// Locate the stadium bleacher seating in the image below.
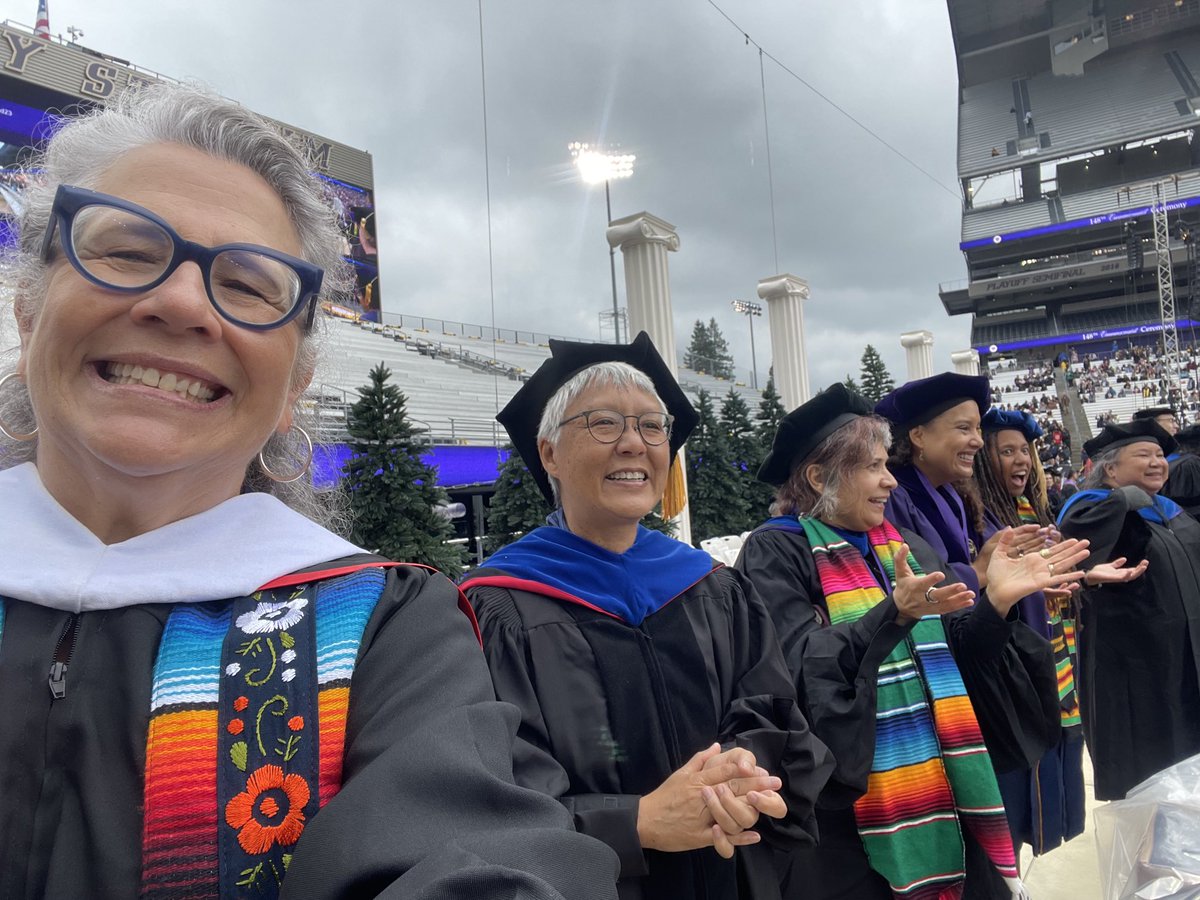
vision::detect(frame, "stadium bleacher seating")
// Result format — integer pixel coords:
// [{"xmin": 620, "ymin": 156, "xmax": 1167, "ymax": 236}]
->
[{"xmin": 314, "ymin": 316, "xmax": 762, "ymax": 445}]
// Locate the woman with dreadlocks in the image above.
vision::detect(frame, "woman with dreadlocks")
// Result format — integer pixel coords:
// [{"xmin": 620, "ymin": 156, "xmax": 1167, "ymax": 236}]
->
[{"xmin": 971, "ymin": 410, "xmax": 1092, "ymax": 858}]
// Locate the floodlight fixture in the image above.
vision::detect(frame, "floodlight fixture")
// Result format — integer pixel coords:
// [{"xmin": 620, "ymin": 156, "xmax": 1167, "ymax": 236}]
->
[
  {"xmin": 731, "ymin": 300, "xmax": 763, "ymax": 389},
  {"xmin": 569, "ymin": 142, "xmax": 636, "ymax": 186}
]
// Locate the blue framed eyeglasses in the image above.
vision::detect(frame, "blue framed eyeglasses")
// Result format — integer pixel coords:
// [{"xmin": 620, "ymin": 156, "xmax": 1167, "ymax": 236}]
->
[{"xmin": 40, "ymin": 184, "xmax": 325, "ymax": 331}]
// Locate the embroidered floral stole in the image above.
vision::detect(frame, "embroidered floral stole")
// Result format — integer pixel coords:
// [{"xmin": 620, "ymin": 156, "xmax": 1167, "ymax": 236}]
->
[
  {"xmin": 140, "ymin": 566, "xmax": 385, "ymax": 899},
  {"xmin": 1015, "ymin": 497, "xmax": 1081, "ymax": 730},
  {"xmin": 798, "ymin": 517, "xmax": 1021, "ymax": 900}
]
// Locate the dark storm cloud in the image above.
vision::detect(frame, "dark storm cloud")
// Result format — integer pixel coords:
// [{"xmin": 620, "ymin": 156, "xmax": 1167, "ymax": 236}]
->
[{"xmin": 53, "ymin": 0, "xmax": 975, "ymax": 391}]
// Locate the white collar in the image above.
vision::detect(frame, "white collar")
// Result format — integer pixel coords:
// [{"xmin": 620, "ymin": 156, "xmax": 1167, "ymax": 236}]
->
[{"xmin": 0, "ymin": 463, "xmax": 364, "ymax": 612}]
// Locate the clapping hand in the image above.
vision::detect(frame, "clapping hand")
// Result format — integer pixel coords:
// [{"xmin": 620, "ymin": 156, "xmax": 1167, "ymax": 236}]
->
[
  {"xmin": 892, "ymin": 543, "xmax": 975, "ymax": 625},
  {"xmin": 637, "ymin": 743, "xmax": 787, "ymax": 858},
  {"xmin": 986, "ymin": 529, "xmax": 1090, "ymax": 615},
  {"xmin": 1085, "ymin": 556, "xmax": 1149, "ymax": 586}
]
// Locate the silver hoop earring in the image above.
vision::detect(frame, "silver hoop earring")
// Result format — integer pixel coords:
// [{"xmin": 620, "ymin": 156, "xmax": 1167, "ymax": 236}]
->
[
  {"xmin": 0, "ymin": 372, "xmax": 38, "ymax": 442},
  {"xmin": 257, "ymin": 424, "xmax": 313, "ymax": 484}
]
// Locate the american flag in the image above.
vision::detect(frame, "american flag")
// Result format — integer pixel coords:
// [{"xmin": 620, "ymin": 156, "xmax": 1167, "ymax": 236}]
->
[{"xmin": 33, "ymin": 0, "xmax": 49, "ymax": 39}]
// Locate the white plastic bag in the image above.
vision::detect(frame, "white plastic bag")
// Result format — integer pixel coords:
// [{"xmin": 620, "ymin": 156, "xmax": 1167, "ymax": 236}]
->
[{"xmin": 1095, "ymin": 753, "xmax": 1200, "ymax": 899}]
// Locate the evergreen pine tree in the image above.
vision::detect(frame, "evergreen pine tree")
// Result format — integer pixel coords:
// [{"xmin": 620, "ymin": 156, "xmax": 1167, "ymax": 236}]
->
[
  {"xmin": 683, "ymin": 319, "xmax": 713, "ymax": 373},
  {"xmin": 843, "ymin": 373, "xmax": 860, "ymax": 393},
  {"xmin": 859, "ymin": 345, "xmax": 896, "ymax": 404},
  {"xmin": 687, "ymin": 390, "xmax": 747, "ymax": 541},
  {"xmin": 719, "ymin": 388, "xmax": 762, "ymax": 533},
  {"xmin": 341, "ymin": 363, "xmax": 465, "ymax": 575},
  {"xmin": 484, "ymin": 445, "xmax": 552, "ymax": 554},
  {"xmin": 705, "ymin": 318, "xmax": 735, "ymax": 380},
  {"xmin": 756, "ymin": 374, "xmax": 788, "ymax": 445},
  {"xmin": 750, "ymin": 376, "xmax": 788, "ymax": 519}
]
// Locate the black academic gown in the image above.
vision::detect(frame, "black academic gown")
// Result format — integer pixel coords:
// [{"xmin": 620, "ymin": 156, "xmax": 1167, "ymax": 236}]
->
[
  {"xmin": 733, "ymin": 525, "xmax": 1019, "ymax": 900},
  {"xmin": 1057, "ymin": 487, "xmax": 1200, "ymax": 799},
  {"xmin": 461, "ymin": 563, "xmax": 835, "ymax": 900},
  {"xmin": 0, "ymin": 556, "xmax": 620, "ymax": 900},
  {"xmin": 1163, "ymin": 452, "xmax": 1200, "ymax": 519}
]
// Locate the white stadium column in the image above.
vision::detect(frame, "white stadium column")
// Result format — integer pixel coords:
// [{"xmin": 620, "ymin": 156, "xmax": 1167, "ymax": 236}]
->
[
  {"xmin": 950, "ymin": 349, "xmax": 980, "ymax": 376},
  {"xmin": 900, "ymin": 330, "xmax": 935, "ymax": 382},
  {"xmin": 757, "ymin": 274, "xmax": 811, "ymax": 411},
  {"xmin": 607, "ymin": 211, "xmax": 692, "ymax": 545}
]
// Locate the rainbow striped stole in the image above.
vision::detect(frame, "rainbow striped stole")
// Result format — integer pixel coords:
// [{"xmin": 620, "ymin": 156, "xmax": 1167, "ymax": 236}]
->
[
  {"xmin": 798, "ymin": 517, "xmax": 1020, "ymax": 899},
  {"xmin": 1015, "ymin": 497, "xmax": 1081, "ymax": 729},
  {"xmin": 140, "ymin": 566, "xmax": 384, "ymax": 899}
]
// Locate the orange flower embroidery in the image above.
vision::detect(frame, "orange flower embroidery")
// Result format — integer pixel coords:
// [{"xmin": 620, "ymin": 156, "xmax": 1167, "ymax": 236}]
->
[
  {"xmin": 224, "ymin": 764, "xmax": 310, "ymax": 854},
  {"xmin": 227, "ymin": 718, "xmax": 244, "ymax": 735},
  {"xmin": 233, "ymin": 696, "xmax": 250, "ymax": 712},
  {"xmin": 287, "ymin": 716, "xmax": 304, "ymax": 732}
]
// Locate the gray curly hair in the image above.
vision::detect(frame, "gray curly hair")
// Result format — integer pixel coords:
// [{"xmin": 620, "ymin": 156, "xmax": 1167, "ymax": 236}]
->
[{"xmin": 0, "ymin": 82, "xmax": 352, "ymax": 532}]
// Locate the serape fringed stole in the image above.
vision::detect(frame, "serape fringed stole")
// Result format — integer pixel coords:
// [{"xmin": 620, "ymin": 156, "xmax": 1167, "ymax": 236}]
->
[
  {"xmin": 140, "ymin": 565, "xmax": 386, "ymax": 899},
  {"xmin": 1015, "ymin": 497, "xmax": 1081, "ymax": 729},
  {"xmin": 798, "ymin": 517, "xmax": 1026, "ymax": 900}
]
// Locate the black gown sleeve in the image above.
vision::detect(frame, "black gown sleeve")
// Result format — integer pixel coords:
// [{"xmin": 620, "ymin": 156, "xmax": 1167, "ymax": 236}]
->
[
  {"xmin": 1058, "ymin": 486, "xmax": 1152, "ymax": 567},
  {"xmin": 735, "ymin": 529, "xmax": 911, "ymax": 806},
  {"xmin": 280, "ymin": 566, "xmax": 620, "ymax": 900},
  {"xmin": 710, "ymin": 567, "xmax": 836, "ymax": 847},
  {"xmin": 467, "ymin": 582, "xmax": 650, "ymax": 880},
  {"xmin": 917, "ymin": 528, "xmax": 1062, "ymax": 774}
]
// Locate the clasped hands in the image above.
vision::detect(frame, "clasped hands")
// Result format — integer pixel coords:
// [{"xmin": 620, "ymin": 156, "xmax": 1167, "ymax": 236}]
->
[{"xmin": 637, "ymin": 743, "xmax": 786, "ymax": 859}]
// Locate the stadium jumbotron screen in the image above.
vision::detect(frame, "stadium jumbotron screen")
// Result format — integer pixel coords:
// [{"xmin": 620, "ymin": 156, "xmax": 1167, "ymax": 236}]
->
[{"xmin": 0, "ymin": 23, "xmax": 380, "ymax": 321}]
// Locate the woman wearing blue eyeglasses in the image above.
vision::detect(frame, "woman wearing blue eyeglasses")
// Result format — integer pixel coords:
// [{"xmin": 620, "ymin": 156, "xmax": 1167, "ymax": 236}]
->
[{"xmin": 0, "ymin": 84, "xmax": 619, "ymax": 900}]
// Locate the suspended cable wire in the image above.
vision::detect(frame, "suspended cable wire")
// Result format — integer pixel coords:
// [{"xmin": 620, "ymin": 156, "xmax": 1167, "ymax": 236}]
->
[
  {"xmin": 706, "ymin": 0, "xmax": 961, "ymax": 203},
  {"xmin": 759, "ymin": 48, "xmax": 780, "ymax": 274},
  {"xmin": 477, "ymin": 0, "xmax": 501, "ymax": 418}
]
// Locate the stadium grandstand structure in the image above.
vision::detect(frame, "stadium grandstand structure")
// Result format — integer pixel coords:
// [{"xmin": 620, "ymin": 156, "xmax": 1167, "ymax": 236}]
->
[
  {"xmin": 312, "ymin": 312, "xmax": 762, "ymax": 454},
  {"xmin": 0, "ymin": 19, "xmax": 382, "ymax": 319},
  {"xmin": 939, "ymin": 0, "xmax": 1200, "ymax": 371}
]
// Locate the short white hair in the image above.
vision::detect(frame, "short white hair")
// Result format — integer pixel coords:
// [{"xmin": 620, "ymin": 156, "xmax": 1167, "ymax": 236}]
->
[{"xmin": 535, "ymin": 361, "xmax": 666, "ymax": 505}]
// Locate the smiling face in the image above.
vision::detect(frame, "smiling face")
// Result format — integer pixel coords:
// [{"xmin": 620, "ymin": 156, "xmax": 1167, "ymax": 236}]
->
[
  {"xmin": 1104, "ymin": 440, "xmax": 1169, "ymax": 494},
  {"xmin": 988, "ymin": 428, "xmax": 1033, "ymax": 498},
  {"xmin": 909, "ymin": 400, "xmax": 984, "ymax": 487},
  {"xmin": 817, "ymin": 442, "xmax": 896, "ymax": 533},
  {"xmin": 17, "ymin": 142, "xmax": 309, "ymax": 505},
  {"xmin": 539, "ymin": 383, "xmax": 668, "ymax": 550}
]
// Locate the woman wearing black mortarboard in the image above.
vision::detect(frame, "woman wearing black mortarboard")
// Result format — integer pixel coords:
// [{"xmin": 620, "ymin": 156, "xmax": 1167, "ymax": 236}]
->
[
  {"xmin": 458, "ymin": 333, "xmax": 835, "ymax": 900},
  {"xmin": 1056, "ymin": 420, "xmax": 1200, "ymax": 799},
  {"xmin": 1162, "ymin": 422, "xmax": 1200, "ymax": 518},
  {"xmin": 734, "ymin": 384, "xmax": 1089, "ymax": 900}
]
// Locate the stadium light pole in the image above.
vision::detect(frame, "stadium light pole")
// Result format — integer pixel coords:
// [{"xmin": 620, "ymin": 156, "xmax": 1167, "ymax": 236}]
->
[
  {"xmin": 731, "ymin": 299, "xmax": 762, "ymax": 389},
  {"xmin": 569, "ymin": 142, "xmax": 635, "ymax": 343}
]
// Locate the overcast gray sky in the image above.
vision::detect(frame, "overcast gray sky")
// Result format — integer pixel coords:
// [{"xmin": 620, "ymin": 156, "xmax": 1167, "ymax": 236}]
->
[{"xmin": 24, "ymin": 0, "xmax": 975, "ymax": 393}]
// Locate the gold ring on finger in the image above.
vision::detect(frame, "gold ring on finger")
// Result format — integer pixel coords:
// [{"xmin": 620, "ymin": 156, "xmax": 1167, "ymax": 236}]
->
[
  {"xmin": 1039, "ymin": 548, "xmax": 1052, "ymax": 559},
  {"xmin": 1048, "ymin": 563, "xmax": 1056, "ymax": 576}
]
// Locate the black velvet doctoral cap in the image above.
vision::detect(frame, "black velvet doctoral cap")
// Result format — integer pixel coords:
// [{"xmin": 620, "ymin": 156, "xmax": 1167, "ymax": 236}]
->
[
  {"xmin": 1083, "ymin": 420, "xmax": 1178, "ymax": 459},
  {"xmin": 496, "ymin": 331, "xmax": 699, "ymax": 503},
  {"xmin": 757, "ymin": 383, "xmax": 875, "ymax": 486},
  {"xmin": 874, "ymin": 372, "xmax": 990, "ymax": 429},
  {"xmin": 1131, "ymin": 406, "xmax": 1175, "ymax": 422},
  {"xmin": 1177, "ymin": 423, "xmax": 1200, "ymax": 448}
]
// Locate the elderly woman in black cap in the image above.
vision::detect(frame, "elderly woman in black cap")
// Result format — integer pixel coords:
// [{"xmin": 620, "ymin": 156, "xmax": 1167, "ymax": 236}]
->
[
  {"xmin": 459, "ymin": 333, "xmax": 835, "ymax": 900},
  {"xmin": 1057, "ymin": 420, "xmax": 1200, "ymax": 799},
  {"xmin": 735, "ymin": 384, "xmax": 1089, "ymax": 900}
]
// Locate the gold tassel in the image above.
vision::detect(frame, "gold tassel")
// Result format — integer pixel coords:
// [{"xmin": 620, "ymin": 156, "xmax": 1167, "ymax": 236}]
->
[{"xmin": 661, "ymin": 456, "xmax": 687, "ymax": 519}]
